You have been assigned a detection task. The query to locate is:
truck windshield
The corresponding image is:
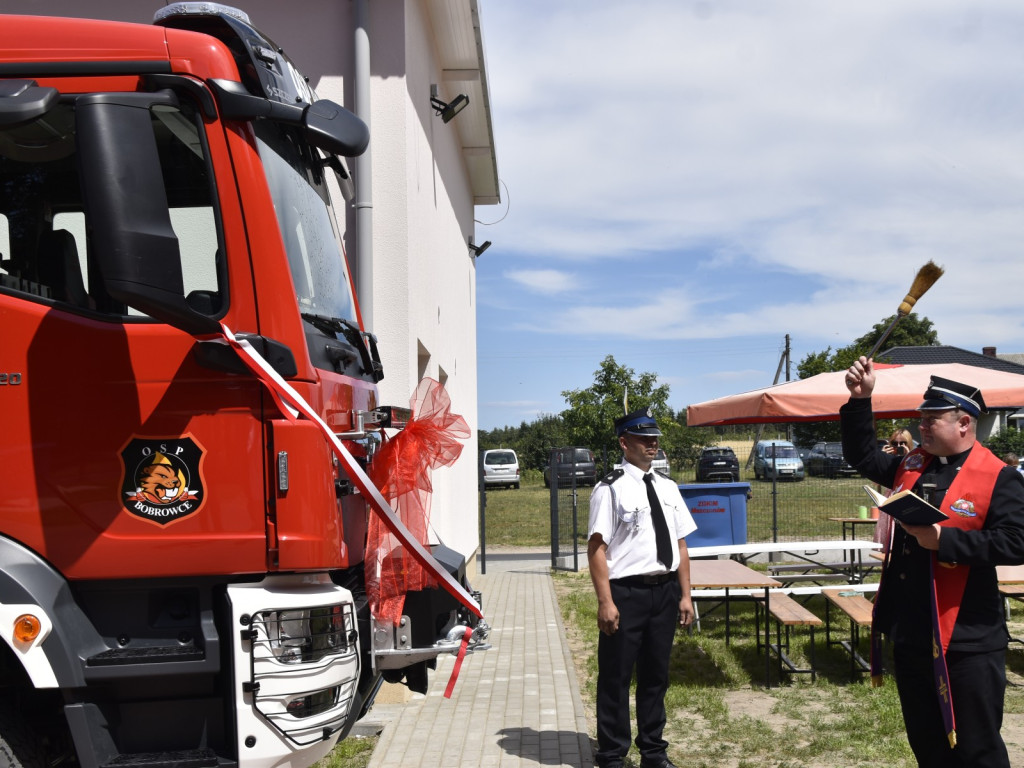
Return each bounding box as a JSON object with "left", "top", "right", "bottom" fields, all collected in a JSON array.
[{"left": 254, "top": 121, "right": 357, "bottom": 327}]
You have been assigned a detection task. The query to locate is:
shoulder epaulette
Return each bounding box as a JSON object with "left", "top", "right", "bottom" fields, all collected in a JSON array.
[{"left": 600, "top": 468, "right": 625, "bottom": 485}]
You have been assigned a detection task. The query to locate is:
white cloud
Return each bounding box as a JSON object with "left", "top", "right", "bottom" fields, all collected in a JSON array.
[
  {"left": 503, "top": 269, "right": 579, "bottom": 295},
  {"left": 476, "top": 0, "right": 1024, "bottom": 428},
  {"left": 486, "top": 0, "right": 1024, "bottom": 274}
]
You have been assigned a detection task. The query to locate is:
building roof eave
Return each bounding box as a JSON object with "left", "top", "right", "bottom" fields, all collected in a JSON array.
[{"left": 427, "top": 0, "right": 500, "bottom": 205}]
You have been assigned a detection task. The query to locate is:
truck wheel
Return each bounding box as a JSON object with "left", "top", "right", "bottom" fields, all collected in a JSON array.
[{"left": 0, "top": 705, "right": 46, "bottom": 768}]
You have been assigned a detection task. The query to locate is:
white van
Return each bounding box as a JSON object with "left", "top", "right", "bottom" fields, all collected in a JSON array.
[
  {"left": 753, "top": 440, "right": 805, "bottom": 481},
  {"left": 482, "top": 449, "right": 520, "bottom": 489}
]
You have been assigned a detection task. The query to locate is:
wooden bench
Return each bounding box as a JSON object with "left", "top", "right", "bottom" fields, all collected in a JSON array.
[
  {"left": 1000, "top": 583, "right": 1024, "bottom": 608},
  {"left": 755, "top": 591, "right": 823, "bottom": 683},
  {"left": 790, "top": 583, "right": 879, "bottom": 597},
  {"left": 767, "top": 562, "right": 859, "bottom": 586},
  {"left": 822, "top": 588, "right": 875, "bottom": 680},
  {"left": 999, "top": 583, "right": 1024, "bottom": 646}
]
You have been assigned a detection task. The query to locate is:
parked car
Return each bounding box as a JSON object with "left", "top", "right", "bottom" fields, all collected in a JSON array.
[
  {"left": 544, "top": 447, "right": 597, "bottom": 488},
  {"left": 805, "top": 442, "right": 858, "bottom": 478},
  {"left": 651, "top": 448, "right": 671, "bottom": 477},
  {"left": 695, "top": 446, "right": 740, "bottom": 482},
  {"left": 482, "top": 448, "right": 520, "bottom": 489},
  {"left": 753, "top": 440, "right": 805, "bottom": 481}
]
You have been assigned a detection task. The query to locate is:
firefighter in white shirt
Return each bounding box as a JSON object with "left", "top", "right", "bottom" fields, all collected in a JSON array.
[{"left": 587, "top": 408, "right": 696, "bottom": 768}]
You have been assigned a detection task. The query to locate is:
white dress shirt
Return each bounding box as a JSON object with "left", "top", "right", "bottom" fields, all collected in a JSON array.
[{"left": 588, "top": 461, "right": 697, "bottom": 579}]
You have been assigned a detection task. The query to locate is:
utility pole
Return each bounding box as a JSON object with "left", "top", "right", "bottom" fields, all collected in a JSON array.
[
  {"left": 785, "top": 334, "right": 793, "bottom": 443},
  {"left": 745, "top": 335, "right": 791, "bottom": 470}
]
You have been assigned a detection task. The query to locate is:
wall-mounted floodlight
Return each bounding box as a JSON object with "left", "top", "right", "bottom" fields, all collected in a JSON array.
[
  {"left": 468, "top": 236, "right": 492, "bottom": 257},
  {"left": 430, "top": 84, "right": 469, "bottom": 124}
]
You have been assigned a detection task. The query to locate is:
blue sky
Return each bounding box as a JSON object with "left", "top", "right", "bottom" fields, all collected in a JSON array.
[{"left": 472, "top": 0, "right": 1024, "bottom": 431}]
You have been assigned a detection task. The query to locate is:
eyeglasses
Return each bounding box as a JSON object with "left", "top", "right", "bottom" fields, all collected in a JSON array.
[{"left": 890, "top": 441, "right": 908, "bottom": 447}]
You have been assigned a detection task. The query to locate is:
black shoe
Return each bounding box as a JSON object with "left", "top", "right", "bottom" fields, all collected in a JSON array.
[{"left": 639, "top": 757, "right": 678, "bottom": 768}]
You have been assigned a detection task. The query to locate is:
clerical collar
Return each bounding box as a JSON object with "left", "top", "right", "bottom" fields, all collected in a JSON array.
[{"left": 935, "top": 447, "right": 971, "bottom": 468}]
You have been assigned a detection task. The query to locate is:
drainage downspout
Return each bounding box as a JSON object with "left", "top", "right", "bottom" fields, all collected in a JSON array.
[{"left": 354, "top": 0, "right": 373, "bottom": 331}]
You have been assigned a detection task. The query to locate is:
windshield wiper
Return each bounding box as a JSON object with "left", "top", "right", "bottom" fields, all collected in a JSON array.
[{"left": 301, "top": 312, "right": 383, "bottom": 382}]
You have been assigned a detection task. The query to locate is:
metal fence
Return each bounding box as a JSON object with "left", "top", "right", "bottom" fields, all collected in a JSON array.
[
  {"left": 549, "top": 457, "right": 590, "bottom": 572},
  {"left": 544, "top": 471, "right": 876, "bottom": 573},
  {"left": 742, "top": 474, "right": 874, "bottom": 542}
]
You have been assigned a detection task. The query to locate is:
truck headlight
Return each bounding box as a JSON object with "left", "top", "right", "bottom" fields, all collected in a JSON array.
[{"left": 263, "top": 605, "right": 351, "bottom": 665}]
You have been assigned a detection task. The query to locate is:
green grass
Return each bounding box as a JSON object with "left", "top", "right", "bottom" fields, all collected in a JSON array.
[
  {"left": 552, "top": 569, "right": 1024, "bottom": 768},
  {"left": 480, "top": 471, "right": 560, "bottom": 547},
  {"left": 482, "top": 473, "right": 872, "bottom": 548},
  {"left": 314, "top": 733, "right": 377, "bottom": 768}
]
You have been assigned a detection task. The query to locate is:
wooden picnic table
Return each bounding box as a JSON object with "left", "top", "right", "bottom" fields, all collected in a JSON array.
[
  {"left": 828, "top": 516, "right": 879, "bottom": 541},
  {"left": 689, "top": 540, "right": 881, "bottom": 584},
  {"left": 689, "top": 559, "right": 780, "bottom": 686}
]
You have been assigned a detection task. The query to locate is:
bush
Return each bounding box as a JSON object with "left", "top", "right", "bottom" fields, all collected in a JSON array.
[{"left": 985, "top": 427, "right": 1024, "bottom": 462}]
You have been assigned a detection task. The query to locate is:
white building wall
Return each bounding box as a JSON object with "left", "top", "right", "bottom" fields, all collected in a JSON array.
[
  {"left": 398, "top": 0, "right": 480, "bottom": 559},
  {"left": 4, "top": 0, "right": 482, "bottom": 568}
]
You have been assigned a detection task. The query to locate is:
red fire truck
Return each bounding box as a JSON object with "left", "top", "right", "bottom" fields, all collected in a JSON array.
[{"left": 0, "top": 4, "right": 485, "bottom": 768}]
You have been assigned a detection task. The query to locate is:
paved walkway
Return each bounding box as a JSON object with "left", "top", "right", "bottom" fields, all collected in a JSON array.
[{"left": 365, "top": 549, "right": 595, "bottom": 768}]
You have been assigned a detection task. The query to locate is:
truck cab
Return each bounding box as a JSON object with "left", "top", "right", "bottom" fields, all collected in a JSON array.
[{"left": 0, "top": 5, "right": 485, "bottom": 768}]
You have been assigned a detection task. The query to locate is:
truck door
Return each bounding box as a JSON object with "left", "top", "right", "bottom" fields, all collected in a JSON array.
[{"left": 0, "top": 87, "right": 270, "bottom": 579}]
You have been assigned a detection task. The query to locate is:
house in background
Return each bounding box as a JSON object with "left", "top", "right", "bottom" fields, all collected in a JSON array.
[
  {"left": 884, "top": 345, "right": 1024, "bottom": 439},
  {"left": 2, "top": 0, "right": 500, "bottom": 573}
]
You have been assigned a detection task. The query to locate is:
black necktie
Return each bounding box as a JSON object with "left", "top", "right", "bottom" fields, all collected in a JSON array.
[{"left": 644, "top": 473, "right": 673, "bottom": 568}]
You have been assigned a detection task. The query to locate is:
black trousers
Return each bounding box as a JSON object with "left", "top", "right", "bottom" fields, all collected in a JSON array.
[
  {"left": 595, "top": 578, "right": 680, "bottom": 766},
  {"left": 893, "top": 644, "right": 1009, "bottom": 767}
]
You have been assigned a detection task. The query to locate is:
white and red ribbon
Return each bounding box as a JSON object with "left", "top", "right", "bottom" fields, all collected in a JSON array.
[
  {"left": 219, "top": 324, "right": 482, "bottom": 619},
  {"left": 443, "top": 626, "right": 474, "bottom": 699}
]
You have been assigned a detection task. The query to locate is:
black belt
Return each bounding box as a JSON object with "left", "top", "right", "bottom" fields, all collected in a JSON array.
[{"left": 611, "top": 571, "right": 676, "bottom": 587}]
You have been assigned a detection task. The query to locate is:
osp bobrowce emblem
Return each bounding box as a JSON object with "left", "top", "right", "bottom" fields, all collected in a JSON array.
[{"left": 120, "top": 436, "right": 206, "bottom": 526}]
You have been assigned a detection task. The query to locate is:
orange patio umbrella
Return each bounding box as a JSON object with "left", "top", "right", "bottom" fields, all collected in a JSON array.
[{"left": 686, "top": 363, "right": 1024, "bottom": 426}]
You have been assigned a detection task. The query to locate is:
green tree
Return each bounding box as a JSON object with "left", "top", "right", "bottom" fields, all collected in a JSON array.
[
  {"left": 478, "top": 414, "right": 569, "bottom": 472},
  {"left": 793, "top": 313, "right": 939, "bottom": 446},
  {"left": 518, "top": 414, "right": 568, "bottom": 471},
  {"left": 860, "top": 313, "right": 939, "bottom": 361},
  {"left": 560, "top": 356, "right": 672, "bottom": 464},
  {"left": 662, "top": 408, "right": 716, "bottom": 475}
]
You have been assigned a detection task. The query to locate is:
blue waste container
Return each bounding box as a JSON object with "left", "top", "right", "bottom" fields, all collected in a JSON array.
[{"left": 678, "top": 482, "right": 750, "bottom": 547}]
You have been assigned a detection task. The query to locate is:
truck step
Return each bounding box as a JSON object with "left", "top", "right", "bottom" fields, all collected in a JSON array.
[
  {"left": 102, "top": 749, "right": 219, "bottom": 768},
  {"left": 87, "top": 645, "right": 205, "bottom": 666}
]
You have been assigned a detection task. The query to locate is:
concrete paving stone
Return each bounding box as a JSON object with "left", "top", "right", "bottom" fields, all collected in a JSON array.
[{"left": 366, "top": 550, "right": 594, "bottom": 768}]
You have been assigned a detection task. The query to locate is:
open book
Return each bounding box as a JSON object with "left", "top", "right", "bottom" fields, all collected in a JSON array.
[{"left": 863, "top": 485, "right": 948, "bottom": 526}]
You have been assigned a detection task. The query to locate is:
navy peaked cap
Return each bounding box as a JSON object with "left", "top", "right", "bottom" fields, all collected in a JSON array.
[
  {"left": 614, "top": 408, "right": 662, "bottom": 436},
  {"left": 917, "top": 375, "right": 987, "bottom": 417}
]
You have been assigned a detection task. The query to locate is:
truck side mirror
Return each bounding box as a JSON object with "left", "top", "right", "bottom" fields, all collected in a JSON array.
[
  {"left": 208, "top": 79, "right": 369, "bottom": 158},
  {"left": 76, "top": 90, "right": 219, "bottom": 335},
  {"left": 0, "top": 79, "right": 59, "bottom": 127}
]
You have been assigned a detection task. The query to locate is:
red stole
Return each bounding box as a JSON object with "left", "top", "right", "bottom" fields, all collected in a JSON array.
[
  {"left": 893, "top": 445, "right": 1002, "bottom": 649},
  {"left": 872, "top": 443, "right": 1003, "bottom": 749}
]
